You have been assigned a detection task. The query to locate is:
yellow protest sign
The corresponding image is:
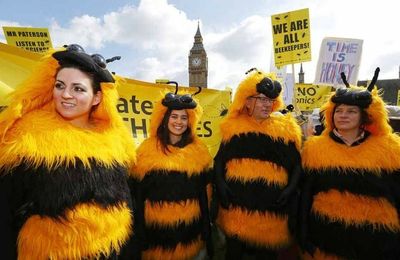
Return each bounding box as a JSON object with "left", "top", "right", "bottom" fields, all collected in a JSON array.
[
  {"left": 295, "top": 83, "right": 331, "bottom": 111},
  {"left": 271, "top": 8, "right": 311, "bottom": 67},
  {"left": 0, "top": 42, "right": 231, "bottom": 156},
  {"left": 3, "top": 26, "right": 53, "bottom": 53}
]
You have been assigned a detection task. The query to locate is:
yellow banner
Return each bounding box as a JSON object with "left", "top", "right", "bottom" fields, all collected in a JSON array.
[
  {"left": 295, "top": 83, "right": 331, "bottom": 111},
  {"left": 0, "top": 42, "right": 42, "bottom": 106},
  {"left": 271, "top": 8, "right": 311, "bottom": 67},
  {"left": 118, "top": 79, "right": 230, "bottom": 156},
  {"left": 0, "top": 43, "right": 231, "bottom": 156},
  {"left": 3, "top": 26, "right": 53, "bottom": 53}
]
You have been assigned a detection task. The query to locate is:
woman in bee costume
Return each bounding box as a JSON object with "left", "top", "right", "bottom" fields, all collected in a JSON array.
[
  {"left": 300, "top": 68, "right": 400, "bottom": 259},
  {"left": 0, "top": 44, "right": 136, "bottom": 259},
  {"left": 130, "top": 82, "right": 213, "bottom": 259},
  {"left": 214, "top": 69, "right": 302, "bottom": 259}
]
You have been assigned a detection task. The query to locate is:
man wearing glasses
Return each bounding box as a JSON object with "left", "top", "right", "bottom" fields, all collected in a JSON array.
[{"left": 214, "top": 69, "right": 302, "bottom": 259}]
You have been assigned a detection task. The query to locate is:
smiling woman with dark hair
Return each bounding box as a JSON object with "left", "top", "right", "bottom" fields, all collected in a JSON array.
[
  {"left": 128, "top": 83, "right": 213, "bottom": 260},
  {"left": 0, "top": 44, "right": 136, "bottom": 259}
]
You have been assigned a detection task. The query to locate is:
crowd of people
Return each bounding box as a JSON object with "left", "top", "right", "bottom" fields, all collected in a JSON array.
[{"left": 0, "top": 45, "right": 399, "bottom": 260}]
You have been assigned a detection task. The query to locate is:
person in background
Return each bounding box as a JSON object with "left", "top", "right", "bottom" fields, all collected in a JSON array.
[
  {"left": 129, "top": 82, "right": 213, "bottom": 259},
  {"left": 214, "top": 68, "right": 302, "bottom": 260},
  {"left": 0, "top": 44, "right": 136, "bottom": 259},
  {"left": 300, "top": 68, "right": 400, "bottom": 259}
]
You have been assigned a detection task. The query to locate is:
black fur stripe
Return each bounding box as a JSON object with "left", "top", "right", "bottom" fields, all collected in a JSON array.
[
  {"left": 145, "top": 219, "right": 202, "bottom": 249},
  {"left": 306, "top": 168, "right": 397, "bottom": 203},
  {"left": 387, "top": 171, "right": 400, "bottom": 212},
  {"left": 225, "top": 179, "right": 290, "bottom": 215},
  {"left": 308, "top": 214, "right": 400, "bottom": 259},
  {"left": 220, "top": 133, "right": 300, "bottom": 171},
  {"left": 10, "top": 158, "right": 131, "bottom": 219},
  {"left": 141, "top": 170, "right": 206, "bottom": 203}
]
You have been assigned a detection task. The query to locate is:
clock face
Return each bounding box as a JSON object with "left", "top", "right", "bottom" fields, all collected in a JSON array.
[{"left": 192, "top": 57, "right": 201, "bottom": 67}]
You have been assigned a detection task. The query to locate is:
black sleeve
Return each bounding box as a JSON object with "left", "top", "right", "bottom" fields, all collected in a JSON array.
[
  {"left": 119, "top": 177, "right": 144, "bottom": 260},
  {"left": 199, "top": 172, "right": 213, "bottom": 258},
  {"left": 298, "top": 171, "right": 316, "bottom": 254},
  {"left": 0, "top": 172, "right": 24, "bottom": 260},
  {"left": 388, "top": 170, "right": 400, "bottom": 213},
  {"left": 213, "top": 144, "right": 231, "bottom": 209},
  {"left": 276, "top": 144, "right": 302, "bottom": 209}
]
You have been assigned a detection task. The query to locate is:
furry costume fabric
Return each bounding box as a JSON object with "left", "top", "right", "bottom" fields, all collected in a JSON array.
[
  {"left": 131, "top": 98, "right": 213, "bottom": 260},
  {"left": 301, "top": 83, "right": 400, "bottom": 259},
  {"left": 0, "top": 49, "right": 136, "bottom": 259},
  {"left": 215, "top": 70, "right": 302, "bottom": 250}
]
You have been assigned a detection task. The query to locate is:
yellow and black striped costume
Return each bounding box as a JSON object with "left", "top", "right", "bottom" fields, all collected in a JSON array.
[
  {"left": 301, "top": 85, "right": 400, "bottom": 259},
  {"left": 131, "top": 98, "right": 213, "bottom": 260},
  {"left": 0, "top": 50, "right": 136, "bottom": 259},
  {"left": 215, "top": 71, "right": 302, "bottom": 250}
]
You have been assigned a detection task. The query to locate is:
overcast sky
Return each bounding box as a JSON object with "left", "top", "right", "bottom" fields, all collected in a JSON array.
[{"left": 1, "top": 0, "right": 399, "bottom": 90}]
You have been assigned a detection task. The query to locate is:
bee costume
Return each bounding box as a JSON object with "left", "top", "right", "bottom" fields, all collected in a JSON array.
[
  {"left": 300, "top": 68, "right": 400, "bottom": 259},
  {"left": 130, "top": 83, "right": 213, "bottom": 260},
  {"left": 214, "top": 69, "right": 302, "bottom": 258},
  {"left": 0, "top": 45, "right": 136, "bottom": 259}
]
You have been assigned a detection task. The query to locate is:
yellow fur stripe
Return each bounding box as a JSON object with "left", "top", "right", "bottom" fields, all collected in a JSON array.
[
  {"left": 145, "top": 199, "right": 200, "bottom": 226},
  {"left": 143, "top": 237, "right": 203, "bottom": 260},
  {"left": 218, "top": 207, "right": 290, "bottom": 248},
  {"left": 18, "top": 203, "right": 132, "bottom": 260},
  {"left": 303, "top": 134, "right": 400, "bottom": 171},
  {"left": 0, "top": 108, "right": 136, "bottom": 171},
  {"left": 226, "top": 158, "right": 288, "bottom": 187},
  {"left": 133, "top": 137, "right": 212, "bottom": 179},
  {"left": 220, "top": 113, "right": 302, "bottom": 150},
  {"left": 312, "top": 190, "right": 400, "bottom": 231}
]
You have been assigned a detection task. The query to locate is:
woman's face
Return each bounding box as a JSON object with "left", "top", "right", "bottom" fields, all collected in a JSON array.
[
  {"left": 333, "top": 104, "right": 362, "bottom": 132},
  {"left": 168, "top": 109, "right": 188, "bottom": 141},
  {"left": 53, "top": 68, "right": 102, "bottom": 127}
]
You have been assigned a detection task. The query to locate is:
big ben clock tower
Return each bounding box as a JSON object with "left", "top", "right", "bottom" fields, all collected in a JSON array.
[{"left": 189, "top": 23, "right": 208, "bottom": 88}]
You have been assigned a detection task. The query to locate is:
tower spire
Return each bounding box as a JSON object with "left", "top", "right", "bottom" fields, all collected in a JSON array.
[
  {"left": 188, "top": 21, "right": 208, "bottom": 88},
  {"left": 195, "top": 21, "right": 202, "bottom": 41},
  {"left": 299, "top": 63, "right": 305, "bottom": 83}
]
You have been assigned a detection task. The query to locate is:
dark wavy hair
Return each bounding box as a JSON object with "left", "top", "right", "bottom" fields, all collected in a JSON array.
[
  {"left": 156, "top": 108, "right": 193, "bottom": 154},
  {"left": 56, "top": 63, "right": 102, "bottom": 93}
]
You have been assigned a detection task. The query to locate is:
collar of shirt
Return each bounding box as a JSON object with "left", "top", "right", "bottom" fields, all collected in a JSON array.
[{"left": 332, "top": 128, "right": 365, "bottom": 146}]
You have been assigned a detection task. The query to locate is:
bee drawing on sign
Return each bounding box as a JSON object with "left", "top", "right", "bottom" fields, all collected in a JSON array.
[
  {"left": 219, "top": 103, "right": 228, "bottom": 117},
  {"left": 203, "top": 103, "right": 229, "bottom": 119}
]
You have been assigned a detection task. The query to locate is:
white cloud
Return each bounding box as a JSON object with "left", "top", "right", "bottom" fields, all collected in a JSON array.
[
  {"left": 206, "top": 15, "right": 272, "bottom": 89},
  {"left": 50, "top": 15, "right": 106, "bottom": 49}
]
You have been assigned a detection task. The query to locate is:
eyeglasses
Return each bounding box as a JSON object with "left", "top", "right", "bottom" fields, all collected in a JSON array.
[
  {"left": 64, "top": 44, "right": 108, "bottom": 69},
  {"left": 249, "top": 96, "right": 276, "bottom": 104}
]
